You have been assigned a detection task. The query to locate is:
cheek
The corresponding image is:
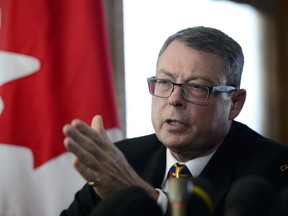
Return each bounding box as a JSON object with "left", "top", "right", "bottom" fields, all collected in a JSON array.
[
  {"left": 151, "top": 98, "right": 166, "bottom": 126},
  {"left": 151, "top": 98, "right": 166, "bottom": 112},
  {"left": 210, "top": 101, "right": 231, "bottom": 127},
  {"left": 151, "top": 98, "right": 157, "bottom": 115}
]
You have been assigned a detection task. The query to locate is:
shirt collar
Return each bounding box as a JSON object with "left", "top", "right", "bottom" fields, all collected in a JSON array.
[{"left": 162, "top": 146, "right": 218, "bottom": 187}]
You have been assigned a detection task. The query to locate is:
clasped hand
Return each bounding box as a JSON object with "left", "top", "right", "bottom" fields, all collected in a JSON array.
[{"left": 63, "top": 115, "right": 158, "bottom": 200}]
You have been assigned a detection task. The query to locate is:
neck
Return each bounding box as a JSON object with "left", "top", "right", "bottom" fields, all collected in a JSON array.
[{"left": 170, "top": 143, "right": 221, "bottom": 162}]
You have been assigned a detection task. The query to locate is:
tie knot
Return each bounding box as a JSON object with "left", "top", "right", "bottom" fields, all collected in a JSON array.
[{"left": 169, "top": 163, "right": 192, "bottom": 178}]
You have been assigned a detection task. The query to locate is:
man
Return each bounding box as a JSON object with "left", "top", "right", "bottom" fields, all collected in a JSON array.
[{"left": 61, "top": 26, "right": 288, "bottom": 215}]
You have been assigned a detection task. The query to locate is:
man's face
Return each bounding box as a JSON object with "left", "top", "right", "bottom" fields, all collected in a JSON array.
[{"left": 151, "top": 41, "right": 236, "bottom": 160}]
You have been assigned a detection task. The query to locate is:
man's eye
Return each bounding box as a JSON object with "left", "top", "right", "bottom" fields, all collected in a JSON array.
[
  {"left": 157, "top": 80, "right": 170, "bottom": 85},
  {"left": 187, "top": 84, "right": 206, "bottom": 91}
]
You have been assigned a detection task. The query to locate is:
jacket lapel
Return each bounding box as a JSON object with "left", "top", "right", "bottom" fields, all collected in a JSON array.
[
  {"left": 200, "top": 148, "right": 235, "bottom": 210},
  {"left": 142, "top": 144, "right": 167, "bottom": 188},
  {"left": 200, "top": 124, "right": 239, "bottom": 213}
]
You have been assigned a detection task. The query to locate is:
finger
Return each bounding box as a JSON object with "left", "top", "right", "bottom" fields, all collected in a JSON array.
[
  {"left": 63, "top": 125, "right": 104, "bottom": 168},
  {"left": 63, "top": 123, "right": 101, "bottom": 152},
  {"left": 63, "top": 120, "right": 102, "bottom": 153},
  {"left": 91, "top": 115, "right": 111, "bottom": 143},
  {"left": 64, "top": 136, "right": 101, "bottom": 169},
  {"left": 71, "top": 119, "right": 109, "bottom": 150},
  {"left": 74, "top": 160, "right": 102, "bottom": 186}
]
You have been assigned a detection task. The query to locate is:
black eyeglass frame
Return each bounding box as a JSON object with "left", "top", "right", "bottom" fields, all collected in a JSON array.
[{"left": 147, "top": 77, "right": 238, "bottom": 103}]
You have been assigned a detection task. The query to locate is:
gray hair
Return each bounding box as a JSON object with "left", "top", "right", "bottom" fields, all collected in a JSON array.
[{"left": 158, "top": 26, "right": 244, "bottom": 87}]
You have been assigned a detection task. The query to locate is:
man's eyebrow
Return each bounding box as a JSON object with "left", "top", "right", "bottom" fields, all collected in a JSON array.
[
  {"left": 157, "top": 69, "right": 214, "bottom": 84},
  {"left": 188, "top": 76, "right": 214, "bottom": 85},
  {"left": 156, "top": 69, "right": 173, "bottom": 77}
]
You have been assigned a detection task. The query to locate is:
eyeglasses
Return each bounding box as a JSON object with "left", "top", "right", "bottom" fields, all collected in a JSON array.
[{"left": 147, "top": 77, "right": 237, "bottom": 103}]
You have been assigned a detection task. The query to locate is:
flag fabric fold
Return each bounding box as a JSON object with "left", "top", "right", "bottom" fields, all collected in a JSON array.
[{"left": 0, "top": 0, "right": 122, "bottom": 215}]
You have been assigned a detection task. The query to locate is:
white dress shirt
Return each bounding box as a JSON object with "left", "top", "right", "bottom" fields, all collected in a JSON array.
[{"left": 156, "top": 147, "right": 218, "bottom": 214}]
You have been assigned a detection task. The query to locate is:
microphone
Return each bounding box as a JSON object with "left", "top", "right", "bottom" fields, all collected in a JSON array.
[
  {"left": 90, "top": 186, "right": 162, "bottom": 216},
  {"left": 168, "top": 178, "right": 192, "bottom": 216},
  {"left": 223, "top": 175, "right": 275, "bottom": 216},
  {"left": 270, "top": 187, "right": 288, "bottom": 216},
  {"left": 168, "top": 177, "right": 215, "bottom": 216}
]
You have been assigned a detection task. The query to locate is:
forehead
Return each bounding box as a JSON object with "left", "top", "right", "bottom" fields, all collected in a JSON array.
[{"left": 156, "top": 41, "right": 226, "bottom": 84}]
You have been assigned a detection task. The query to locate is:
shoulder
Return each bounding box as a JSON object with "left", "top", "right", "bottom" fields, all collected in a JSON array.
[
  {"left": 226, "top": 121, "right": 288, "bottom": 186},
  {"left": 115, "top": 134, "right": 160, "bottom": 147},
  {"left": 228, "top": 121, "right": 288, "bottom": 153},
  {"left": 115, "top": 134, "right": 163, "bottom": 154},
  {"left": 217, "top": 121, "right": 288, "bottom": 174},
  {"left": 114, "top": 134, "right": 166, "bottom": 169}
]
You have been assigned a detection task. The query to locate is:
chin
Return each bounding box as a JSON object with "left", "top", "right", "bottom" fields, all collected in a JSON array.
[{"left": 159, "top": 136, "right": 187, "bottom": 150}]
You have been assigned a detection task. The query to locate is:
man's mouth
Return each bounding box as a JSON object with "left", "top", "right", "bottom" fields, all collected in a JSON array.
[{"left": 166, "top": 119, "right": 184, "bottom": 125}]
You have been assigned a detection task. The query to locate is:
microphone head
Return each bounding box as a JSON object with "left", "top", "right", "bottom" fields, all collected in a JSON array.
[
  {"left": 168, "top": 177, "right": 215, "bottom": 216},
  {"left": 168, "top": 178, "right": 193, "bottom": 216},
  {"left": 224, "top": 175, "right": 275, "bottom": 216},
  {"left": 91, "top": 186, "right": 162, "bottom": 216},
  {"left": 187, "top": 177, "right": 215, "bottom": 216},
  {"left": 270, "top": 187, "right": 288, "bottom": 216},
  {"left": 168, "top": 178, "right": 193, "bottom": 203}
]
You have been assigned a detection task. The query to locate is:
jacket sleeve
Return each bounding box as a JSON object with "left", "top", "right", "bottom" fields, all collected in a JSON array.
[{"left": 59, "top": 184, "right": 101, "bottom": 216}]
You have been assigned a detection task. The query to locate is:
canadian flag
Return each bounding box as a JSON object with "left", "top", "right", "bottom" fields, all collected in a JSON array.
[{"left": 0, "top": 0, "right": 122, "bottom": 215}]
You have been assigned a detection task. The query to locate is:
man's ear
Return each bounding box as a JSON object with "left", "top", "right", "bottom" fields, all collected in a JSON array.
[{"left": 229, "top": 89, "right": 246, "bottom": 120}]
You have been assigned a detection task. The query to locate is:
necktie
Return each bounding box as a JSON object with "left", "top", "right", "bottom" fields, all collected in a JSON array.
[{"left": 169, "top": 163, "right": 192, "bottom": 179}]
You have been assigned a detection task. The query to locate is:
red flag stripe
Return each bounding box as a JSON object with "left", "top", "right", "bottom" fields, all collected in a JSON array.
[{"left": 0, "top": 0, "right": 121, "bottom": 168}]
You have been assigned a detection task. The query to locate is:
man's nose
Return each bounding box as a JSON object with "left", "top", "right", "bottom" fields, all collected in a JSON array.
[{"left": 168, "top": 85, "right": 186, "bottom": 108}]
